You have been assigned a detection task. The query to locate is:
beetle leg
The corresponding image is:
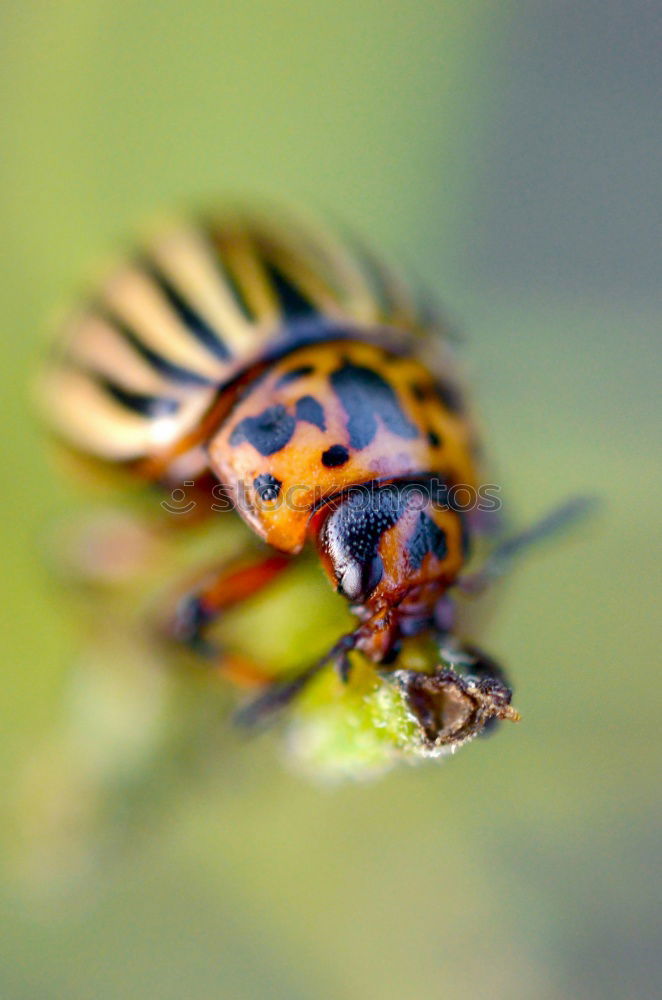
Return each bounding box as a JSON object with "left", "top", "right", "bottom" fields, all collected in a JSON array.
[
  {"left": 161, "top": 551, "right": 292, "bottom": 678},
  {"left": 458, "top": 495, "right": 597, "bottom": 596},
  {"left": 435, "top": 634, "right": 512, "bottom": 689},
  {"left": 437, "top": 635, "right": 518, "bottom": 727}
]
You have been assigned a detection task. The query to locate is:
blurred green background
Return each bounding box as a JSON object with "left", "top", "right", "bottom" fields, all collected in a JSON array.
[{"left": 1, "top": 2, "right": 659, "bottom": 998}]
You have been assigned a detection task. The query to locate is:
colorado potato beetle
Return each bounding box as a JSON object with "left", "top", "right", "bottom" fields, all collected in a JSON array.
[{"left": 42, "top": 206, "right": 585, "bottom": 753}]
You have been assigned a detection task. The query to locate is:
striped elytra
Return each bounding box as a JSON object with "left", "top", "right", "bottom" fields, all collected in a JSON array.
[{"left": 42, "top": 210, "right": 455, "bottom": 471}]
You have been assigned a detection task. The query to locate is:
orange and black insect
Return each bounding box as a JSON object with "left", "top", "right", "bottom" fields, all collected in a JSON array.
[{"left": 42, "top": 207, "right": 585, "bottom": 749}]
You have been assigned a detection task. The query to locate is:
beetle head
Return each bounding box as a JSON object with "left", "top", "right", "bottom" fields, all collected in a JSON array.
[{"left": 312, "top": 480, "right": 467, "bottom": 611}]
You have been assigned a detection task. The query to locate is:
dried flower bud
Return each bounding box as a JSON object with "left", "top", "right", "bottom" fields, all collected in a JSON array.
[{"left": 389, "top": 666, "right": 520, "bottom": 755}]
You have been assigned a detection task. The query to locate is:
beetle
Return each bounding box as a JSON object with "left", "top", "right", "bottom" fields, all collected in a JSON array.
[{"left": 42, "top": 207, "right": 584, "bottom": 751}]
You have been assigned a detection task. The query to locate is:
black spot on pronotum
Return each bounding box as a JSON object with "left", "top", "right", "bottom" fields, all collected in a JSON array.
[
  {"left": 408, "top": 512, "right": 448, "bottom": 569},
  {"left": 295, "top": 395, "right": 326, "bottom": 431},
  {"left": 330, "top": 361, "right": 419, "bottom": 450},
  {"left": 433, "top": 378, "right": 464, "bottom": 414},
  {"left": 229, "top": 405, "right": 296, "bottom": 456},
  {"left": 253, "top": 473, "right": 282, "bottom": 502},
  {"left": 275, "top": 365, "right": 314, "bottom": 388},
  {"left": 427, "top": 429, "right": 441, "bottom": 448},
  {"left": 321, "top": 444, "right": 349, "bottom": 468}
]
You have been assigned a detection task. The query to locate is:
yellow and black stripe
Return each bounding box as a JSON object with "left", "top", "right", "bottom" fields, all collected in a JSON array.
[{"left": 42, "top": 208, "right": 448, "bottom": 465}]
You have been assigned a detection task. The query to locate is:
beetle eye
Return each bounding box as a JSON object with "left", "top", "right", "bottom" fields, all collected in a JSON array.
[
  {"left": 336, "top": 553, "right": 383, "bottom": 602},
  {"left": 337, "top": 561, "right": 363, "bottom": 601},
  {"left": 319, "top": 485, "right": 403, "bottom": 604}
]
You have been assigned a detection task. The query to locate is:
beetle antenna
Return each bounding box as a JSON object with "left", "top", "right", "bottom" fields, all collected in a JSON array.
[{"left": 234, "top": 631, "right": 358, "bottom": 729}]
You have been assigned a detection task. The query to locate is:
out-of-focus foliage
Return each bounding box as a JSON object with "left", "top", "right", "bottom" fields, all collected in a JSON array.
[{"left": 1, "top": 2, "right": 659, "bottom": 999}]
